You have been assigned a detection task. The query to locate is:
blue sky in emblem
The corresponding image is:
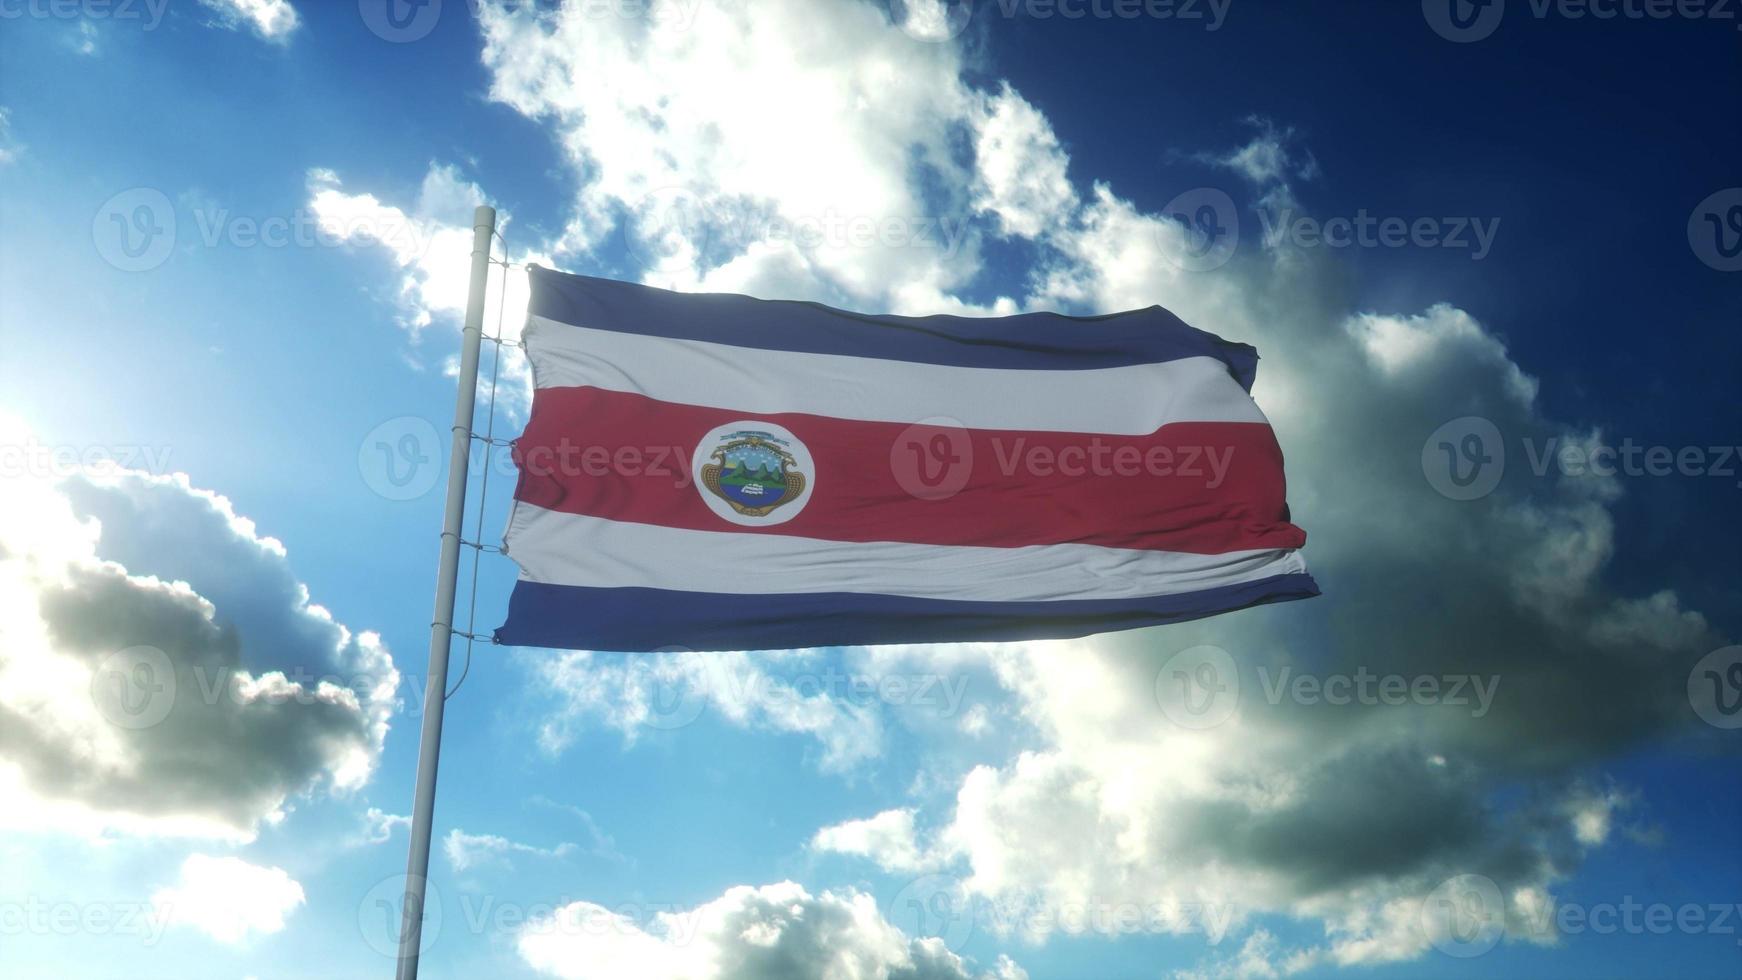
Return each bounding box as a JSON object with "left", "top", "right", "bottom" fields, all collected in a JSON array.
[{"left": 0, "top": 2, "right": 1739, "bottom": 979}]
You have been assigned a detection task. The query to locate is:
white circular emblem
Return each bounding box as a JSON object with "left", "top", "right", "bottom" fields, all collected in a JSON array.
[{"left": 691, "top": 421, "right": 815, "bottom": 526}]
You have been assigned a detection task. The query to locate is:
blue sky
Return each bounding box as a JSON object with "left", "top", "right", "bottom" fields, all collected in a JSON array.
[{"left": 1, "top": 1, "right": 1740, "bottom": 978}]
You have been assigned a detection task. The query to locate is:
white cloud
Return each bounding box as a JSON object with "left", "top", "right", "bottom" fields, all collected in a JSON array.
[
  {"left": 518, "top": 880, "right": 1023, "bottom": 980},
  {"left": 1196, "top": 117, "right": 1320, "bottom": 234},
  {"left": 527, "top": 648, "right": 883, "bottom": 773},
  {"left": 1175, "top": 929, "right": 1285, "bottom": 980},
  {"left": 0, "top": 107, "right": 17, "bottom": 164},
  {"left": 893, "top": 0, "right": 975, "bottom": 42},
  {"left": 1563, "top": 783, "right": 1630, "bottom": 847},
  {"left": 972, "top": 85, "right": 1077, "bottom": 239},
  {"left": 361, "top": 806, "right": 410, "bottom": 844},
  {"left": 957, "top": 703, "right": 991, "bottom": 737},
  {"left": 306, "top": 164, "right": 542, "bottom": 413},
  {"left": 0, "top": 416, "right": 398, "bottom": 840},
  {"left": 1345, "top": 303, "right": 1538, "bottom": 404},
  {"left": 152, "top": 854, "right": 305, "bottom": 945},
  {"left": 528, "top": 795, "right": 634, "bottom": 866},
  {"left": 1205, "top": 117, "right": 1319, "bottom": 188},
  {"left": 444, "top": 827, "right": 577, "bottom": 871},
  {"left": 197, "top": 0, "right": 300, "bottom": 43},
  {"left": 475, "top": 0, "right": 1000, "bottom": 314},
  {"left": 306, "top": 164, "right": 490, "bottom": 334},
  {"left": 811, "top": 808, "right": 938, "bottom": 874}
]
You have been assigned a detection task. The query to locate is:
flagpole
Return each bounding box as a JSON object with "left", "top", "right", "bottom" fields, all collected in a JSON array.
[{"left": 395, "top": 203, "right": 497, "bottom": 980}]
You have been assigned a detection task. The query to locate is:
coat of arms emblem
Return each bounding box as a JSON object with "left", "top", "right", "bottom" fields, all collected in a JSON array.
[{"left": 699, "top": 429, "right": 808, "bottom": 518}]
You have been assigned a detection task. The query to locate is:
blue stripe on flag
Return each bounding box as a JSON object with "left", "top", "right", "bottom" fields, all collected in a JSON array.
[
  {"left": 493, "top": 574, "right": 1319, "bottom": 652},
  {"left": 527, "top": 266, "right": 1261, "bottom": 391}
]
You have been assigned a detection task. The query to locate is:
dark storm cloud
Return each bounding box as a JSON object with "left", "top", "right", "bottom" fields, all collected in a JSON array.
[{"left": 0, "top": 470, "right": 396, "bottom": 837}]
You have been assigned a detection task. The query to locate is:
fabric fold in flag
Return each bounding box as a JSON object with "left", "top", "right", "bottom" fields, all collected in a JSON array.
[{"left": 496, "top": 265, "right": 1318, "bottom": 652}]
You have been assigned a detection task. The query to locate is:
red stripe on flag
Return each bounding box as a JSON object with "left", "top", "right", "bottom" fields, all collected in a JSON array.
[{"left": 512, "top": 386, "right": 1307, "bottom": 555}]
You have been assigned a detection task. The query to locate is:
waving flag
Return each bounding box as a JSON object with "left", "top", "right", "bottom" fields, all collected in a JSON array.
[{"left": 496, "top": 266, "right": 1317, "bottom": 652}]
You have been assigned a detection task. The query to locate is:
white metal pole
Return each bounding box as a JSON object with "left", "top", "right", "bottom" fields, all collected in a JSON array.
[{"left": 395, "top": 204, "right": 497, "bottom": 980}]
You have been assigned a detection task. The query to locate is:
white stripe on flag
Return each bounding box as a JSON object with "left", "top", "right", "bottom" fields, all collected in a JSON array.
[
  {"left": 506, "top": 504, "right": 1306, "bottom": 602},
  {"left": 524, "top": 315, "right": 1268, "bottom": 434}
]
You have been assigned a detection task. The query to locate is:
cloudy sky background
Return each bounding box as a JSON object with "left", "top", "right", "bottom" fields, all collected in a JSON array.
[{"left": 1, "top": 1, "right": 1739, "bottom": 977}]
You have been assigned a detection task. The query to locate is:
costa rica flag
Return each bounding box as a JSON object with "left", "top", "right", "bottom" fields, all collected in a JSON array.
[{"left": 495, "top": 265, "right": 1317, "bottom": 652}]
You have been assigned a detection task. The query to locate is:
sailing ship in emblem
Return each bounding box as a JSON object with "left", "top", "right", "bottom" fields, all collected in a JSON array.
[{"left": 700, "top": 430, "right": 807, "bottom": 517}]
